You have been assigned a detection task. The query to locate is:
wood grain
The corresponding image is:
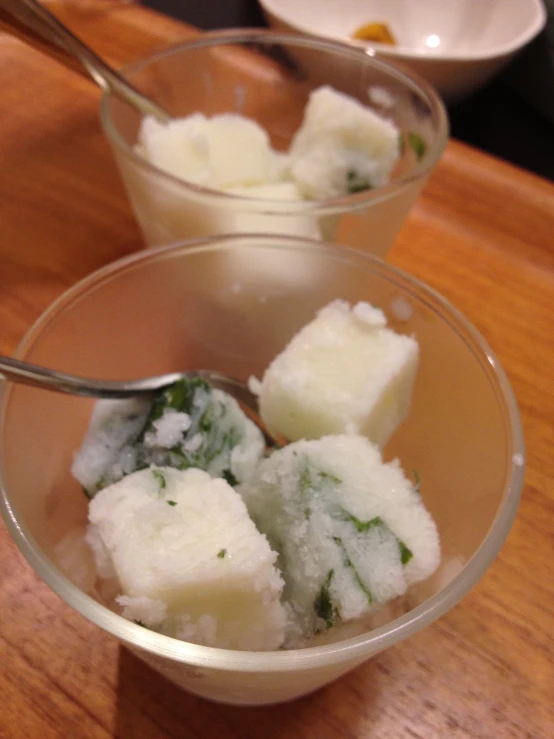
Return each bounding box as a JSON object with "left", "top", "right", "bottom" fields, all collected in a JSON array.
[{"left": 1, "top": 3, "right": 553, "bottom": 737}]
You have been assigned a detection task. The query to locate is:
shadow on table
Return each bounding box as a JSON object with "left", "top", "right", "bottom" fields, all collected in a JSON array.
[{"left": 113, "top": 645, "right": 374, "bottom": 738}]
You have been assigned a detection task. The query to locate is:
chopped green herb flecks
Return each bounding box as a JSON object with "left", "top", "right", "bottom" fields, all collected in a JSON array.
[
  {"left": 314, "top": 569, "right": 336, "bottom": 628},
  {"left": 217, "top": 548, "right": 227, "bottom": 559},
  {"left": 413, "top": 469, "right": 421, "bottom": 495},
  {"left": 167, "top": 500, "right": 177, "bottom": 507},
  {"left": 149, "top": 378, "right": 203, "bottom": 427},
  {"left": 200, "top": 415, "right": 213, "bottom": 434},
  {"left": 135, "top": 378, "right": 246, "bottom": 482},
  {"left": 407, "top": 132, "right": 426, "bottom": 161},
  {"left": 338, "top": 508, "right": 384, "bottom": 533},
  {"left": 346, "top": 169, "right": 372, "bottom": 194},
  {"left": 299, "top": 463, "right": 341, "bottom": 493},
  {"left": 299, "top": 464, "right": 313, "bottom": 493},
  {"left": 333, "top": 537, "right": 373, "bottom": 604},
  {"left": 152, "top": 469, "right": 166, "bottom": 489},
  {"left": 222, "top": 470, "right": 239, "bottom": 486},
  {"left": 399, "top": 540, "right": 413, "bottom": 565},
  {"left": 338, "top": 509, "right": 412, "bottom": 567},
  {"left": 318, "top": 470, "right": 342, "bottom": 485}
]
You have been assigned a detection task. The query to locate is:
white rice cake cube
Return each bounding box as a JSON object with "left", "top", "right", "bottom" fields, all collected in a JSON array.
[
  {"left": 259, "top": 299, "right": 419, "bottom": 446},
  {"left": 141, "top": 386, "right": 266, "bottom": 486},
  {"left": 138, "top": 113, "right": 212, "bottom": 186},
  {"left": 87, "top": 467, "right": 287, "bottom": 650},
  {"left": 289, "top": 85, "right": 400, "bottom": 199},
  {"left": 137, "top": 113, "right": 275, "bottom": 190},
  {"left": 71, "top": 397, "right": 150, "bottom": 496},
  {"left": 206, "top": 114, "right": 273, "bottom": 188},
  {"left": 72, "top": 381, "right": 265, "bottom": 496},
  {"left": 223, "top": 181, "right": 321, "bottom": 239},
  {"left": 238, "top": 435, "right": 440, "bottom": 643}
]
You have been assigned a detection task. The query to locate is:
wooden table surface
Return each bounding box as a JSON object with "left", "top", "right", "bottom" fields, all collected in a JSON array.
[{"left": 1, "top": 3, "right": 553, "bottom": 738}]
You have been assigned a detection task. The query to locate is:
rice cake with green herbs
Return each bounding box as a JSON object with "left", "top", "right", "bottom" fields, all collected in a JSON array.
[
  {"left": 72, "top": 377, "right": 264, "bottom": 496},
  {"left": 288, "top": 85, "right": 400, "bottom": 199},
  {"left": 238, "top": 435, "right": 440, "bottom": 644}
]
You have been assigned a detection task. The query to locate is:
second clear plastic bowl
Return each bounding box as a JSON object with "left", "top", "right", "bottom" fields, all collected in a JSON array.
[{"left": 100, "top": 30, "right": 448, "bottom": 256}]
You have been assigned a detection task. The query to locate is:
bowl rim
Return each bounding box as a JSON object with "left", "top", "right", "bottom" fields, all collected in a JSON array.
[
  {"left": 259, "top": 0, "right": 547, "bottom": 62},
  {"left": 99, "top": 28, "right": 449, "bottom": 217},
  {"left": 0, "top": 234, "right": 525, "bottom": 672}
]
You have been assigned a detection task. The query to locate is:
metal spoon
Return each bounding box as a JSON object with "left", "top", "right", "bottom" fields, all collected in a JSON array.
[
  {"left": 0, "top": 355, "right": 280, "bottom": 446},
  {"left": 0, "top": 355, "right": 284, "bottom": 449},
  {"left": 0, "top": 0, "right": 170, "bottom": 122},
  {"left": 0, "top": 355, "right": 258, "bottom": 410}
]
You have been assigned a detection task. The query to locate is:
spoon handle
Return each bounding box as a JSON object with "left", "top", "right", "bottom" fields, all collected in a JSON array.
[
  {"left": 0, "top": 355, "right": 182, "bottom": 399},
  {"left": 0, "top": 355, "right": 260, "bottom": 407},
  {"left": 0, "top": 0, "right": 170, "bottom": 122}
]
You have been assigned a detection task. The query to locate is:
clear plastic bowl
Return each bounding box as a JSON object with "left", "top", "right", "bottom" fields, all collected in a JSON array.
[
  {"left": 0, "top": 235, "right": 523, "bottom": 705},
  {"left": 100, "top": 30, "right": 448, "bottom": 257}
]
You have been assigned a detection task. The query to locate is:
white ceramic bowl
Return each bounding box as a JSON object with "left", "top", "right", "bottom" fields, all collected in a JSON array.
[{"left": 260, "top": 0, "right": 547, "bottom": 103}]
